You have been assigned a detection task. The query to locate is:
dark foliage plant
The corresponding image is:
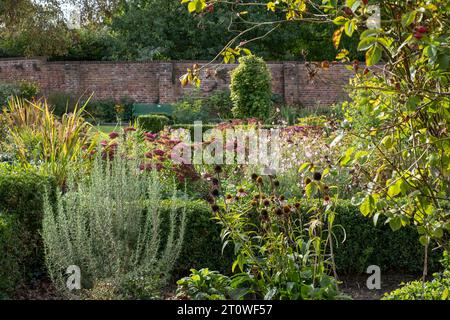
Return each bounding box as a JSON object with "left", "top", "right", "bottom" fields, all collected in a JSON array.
[
  {"left": 0, "top": 164, "right": 56, "bottom": 297},
  {"left": 137, "top": 114, "right": 171, "bottom": 133}
]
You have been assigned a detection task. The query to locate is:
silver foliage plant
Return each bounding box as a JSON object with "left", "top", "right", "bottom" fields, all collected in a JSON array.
[{"left": 42, "top": 151, "right": 186, "bottom": 298}]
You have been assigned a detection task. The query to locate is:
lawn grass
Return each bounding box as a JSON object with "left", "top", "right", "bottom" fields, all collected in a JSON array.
[{"left": 93, "top": 124, "right": 123, "bottom": 133}]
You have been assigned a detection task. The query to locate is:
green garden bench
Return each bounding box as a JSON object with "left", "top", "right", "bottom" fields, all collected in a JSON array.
[{"left": 132, "top": 103, "right": 174, "bottom": 118}]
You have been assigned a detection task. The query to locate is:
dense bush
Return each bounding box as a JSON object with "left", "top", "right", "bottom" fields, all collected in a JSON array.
[
  {"left": 159, "top": 199, "right": 233, "bottom": 277},
  {"left": 176, "top": 268, "right": 233, "bottom": 300},
  {"left": 163, "top": 198, "right": 441, "bottom": 277},
  {"left": 203, "top": 90, "right": 233, "bottom": 120},
  {"left": 42, "top": 154, "right": 186, "bottom": 299},
  {"left": 172, "top": 89, "right": 232, "bottom": 124},
  {"left": 47, "top": 92, "right": 134, "bottom": 123},
  {"left": 230, "top": 55, "right": 273, "bottom": 120},
  {"left": 0, "top": 164, "right": 56, "bottom": 297},
  {"left": 46, "top": 91, "right": 79, "bottom": 116},
  {"left": 0, "top": 81, "right": 39, "bottom": 106},
  {"left": 137, "top": 114, "right": 171, "bottom": 133},
  {"left": 328, "top": 200, "right": 442, "bottom": 274},
  {"left": 383, "top": 253, "right": 450, "bottom": 300},
  {"left": 86, "top": 97, "right": 134, "bottom": 123}
]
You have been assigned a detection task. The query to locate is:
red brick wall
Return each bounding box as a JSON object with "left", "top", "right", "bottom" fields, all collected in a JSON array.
[{"left": 0, "top": 58, "right": 354, "bottom": 107}]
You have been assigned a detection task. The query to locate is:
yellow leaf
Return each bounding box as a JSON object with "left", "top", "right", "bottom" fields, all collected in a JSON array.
[
  {"left": 333, "top": 26, "right": 344, "bottom": 49},
  {"left": 267, "top": 2, "right": 276, "bottom": 12}
]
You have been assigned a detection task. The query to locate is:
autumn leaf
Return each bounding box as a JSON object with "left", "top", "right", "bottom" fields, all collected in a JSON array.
[{"left": 333, "top": 26, "right": 345, "bottom": 49}]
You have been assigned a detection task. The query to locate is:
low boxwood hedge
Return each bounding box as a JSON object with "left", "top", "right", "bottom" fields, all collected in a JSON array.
[
  {"left": 160, "top": 198, "right": 442, "bottom": 277},
  {"left": 0, "top": 164, "right": 56, "bottom": 297},
  {"left": 159, "top": 199, "right": 233, "bottom": 278},
  {"left": 137, "top": 114, "right": 171, "bottom": 133},
  {"left": 0, "top": 167, "right": 442, "bottom": 297},
  {"left": 328, "top": 200, "right": 442, "bottom": 274}
]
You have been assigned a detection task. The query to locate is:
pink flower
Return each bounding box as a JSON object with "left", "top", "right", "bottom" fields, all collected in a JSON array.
[
  {"left": 100, "top": 140, "right": 108, "bottom": 147},
  {"left": 145, "top": 152, "right": 153, "bottom": 158},
  {"left": 109, "top": 132, "right": 119, "bottom": 139},
  {"left": 154, "top": 149, "right": 165, "bottom": 156}
]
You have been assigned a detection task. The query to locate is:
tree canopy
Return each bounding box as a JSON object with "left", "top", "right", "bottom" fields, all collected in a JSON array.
[{"left": 0, "top": 0, "right": 358, "bottom": 61}]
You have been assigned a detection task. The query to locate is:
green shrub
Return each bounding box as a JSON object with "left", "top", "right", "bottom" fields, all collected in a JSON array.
[
  {"left": 166, "top": 198, "right": 441, "bottom": 277},
  {"left": 85, "top": 99, "right": 117, "bottom": 123},
  {"left": 18, "top": 81, "right": 39, "bottom": 100},
  {"left": 47, "top": 93, "right": 134, "bottom": 123},
  {"left": 159, "top": 199, "right": 233, "bottom": 277},
  {"left": 204, "top": 90, "right": 233, "bottom": 120},
  {"left": 84, "top": 97, "right": 134, "bottom": 123},
  {"left": 0, "top": 164, "right": 56, "bottom": 297},
  {"left": 230, "top": 55, "right": 273, "bottom": 119},
  {"left": 46, "top": 91, "right": 79, "bottom": 116},
  {"left": 300, "top": 200, "right": 442, "bottom": 274},
  {"left": 42, "top": 154, "right": 186, "bottom": 299},
  {"left": 0, "top": 81, "right": 39, "bottom": 106},
  {"left": 137, "top": 114, "right": 171, "bottom": 133},
  {"left": 383, "top": 253, "right": 450, "bottom": 300},
  {"left": 173, "top": 89, "right": 233, "bottom": 123},
  {"left": 173, "top": 94, "right": 205, "bottom": 124},
  {"left": 176, "top": 268, "right": 232, "bottom": 300}
]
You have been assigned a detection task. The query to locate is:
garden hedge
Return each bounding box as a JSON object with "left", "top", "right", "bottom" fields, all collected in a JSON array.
[
  {"left": 137, "top": 114, "right": 171, "bottom": 133},
  {"left": 161, "top": 198, "right": 441, "bottom": 277},
  {"left": 328, "top": 200, "right": 442, "bottom": 274},
  {"left": 0, "top": 172, "right": 442, "bottom": 297},
  {"left": 0, "top": 165, "right": 56, "bottom": 297},
  {"left": 159, "top": 199, "right": 233, "bottom": 278}
]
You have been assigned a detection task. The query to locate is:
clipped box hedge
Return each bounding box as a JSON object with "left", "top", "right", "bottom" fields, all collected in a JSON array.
[
  {"left": 160, "top": 198, "right": 441, "bottom": 277},
  {"left": 159, "top": 199, "right": 233, "bottom": 278},
  {"left": 137, "top": 114, "right": 171, "bottom": 133},
  {"left": 327, "top": 200, "right": 442, "bottom": 274},
  {"left": 0, "top": 167, "right": 442, "bottom": 297},
  {"left": 0, "top": 165, "right": 56, "bottom": 297}
]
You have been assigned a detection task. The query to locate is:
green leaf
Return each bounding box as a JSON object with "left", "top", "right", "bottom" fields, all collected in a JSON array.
[
  {"left": 360, "top": 194, "right": 377, "bottom": 216},
  {"left": 432, "top": 227, "right": 444, "bottom": 239},
  {"left": 401, "top": 10, "right": 417, "bottom": 27},
  {"left": 442, "top": 288, "right": 449, "bottom": 300},
  {"left": 365, "top": 44, "right": 382, "bottom": 66},
  {"left": 333, "top": 16, "right": 348, "bottom": 26},
  {"left": 419, "top": 235, "right": 429, "bottom": 246},
  {"left": 360, "top": 29, "right": 381, "bottom": 39},
  {"left": 339, "top": 147, "right": 355, "bottom": 166},
  {"left": 406, "top": 95, "right": 420, "bottom": 111},
  {"left": 298, "top": 162, "right": 311, "bottom": 173},
  {"left": 389, "top": 217, "right": 402, "bottom": 231},
  {"left": 357, "top": 36, "right": 377, "bottom": 51},
  {"left": 424, "top": 45, "right": 437, "bottom": 59},
  {"left": 305, "top": 181, "right": 318, "bottom": 199},
  {"left": 336, "top": 49, "right": 350, "bottom": 60},
  {"left": 344, "top": 20, "right": 356, "bottom": 37},
  {"left": 436, "top": 54, "right": 449, "bottom": 71}
]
